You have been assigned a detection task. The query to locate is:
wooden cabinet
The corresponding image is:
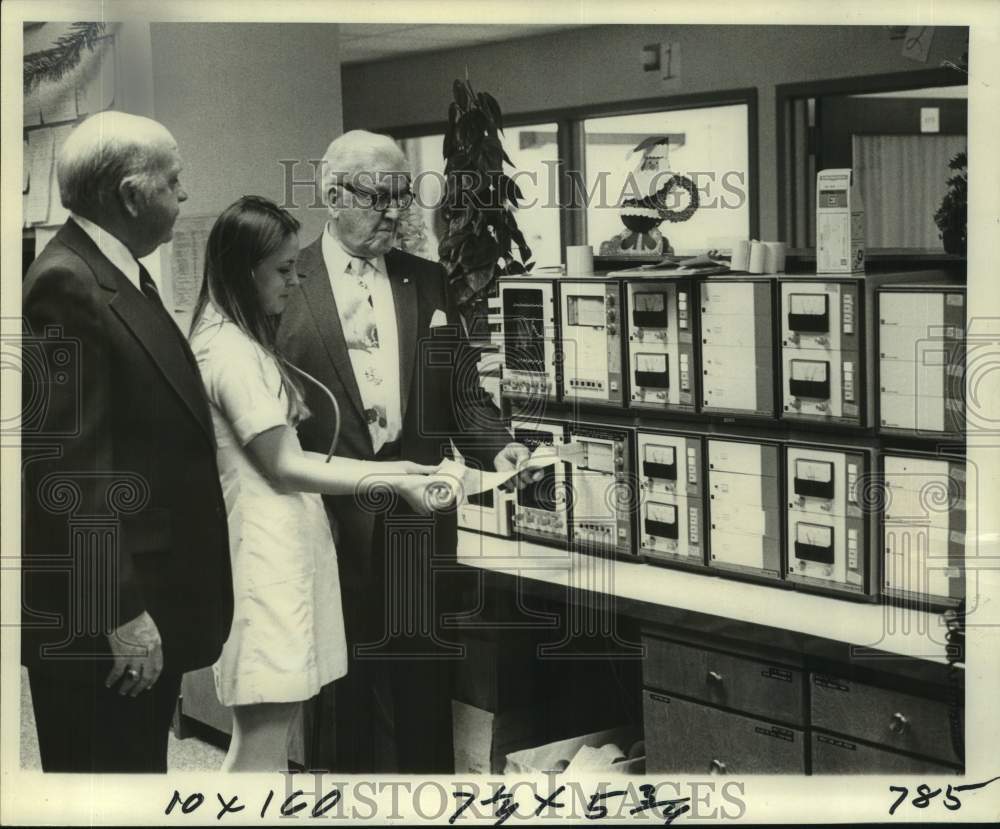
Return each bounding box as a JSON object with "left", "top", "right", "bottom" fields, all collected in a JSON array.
[
  {"left": 640, "top": 629, "right": 961, "bottom": 775},
  {"left": 644, "top": 691, "right": 807, "bottom": 774},
  {"left": 644, "top": 636, "right": 805, "bottom": 725},
  {"left": 810, "top": 673, "right": 962, "bottom": 767},
  {"left": 811, "top": 732, "right": 959, "bottom": 774}
]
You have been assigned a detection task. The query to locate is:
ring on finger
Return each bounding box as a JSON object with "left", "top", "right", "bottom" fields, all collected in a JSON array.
[{"left": 126, "top": 667, "right": 140, "bottom": 680}]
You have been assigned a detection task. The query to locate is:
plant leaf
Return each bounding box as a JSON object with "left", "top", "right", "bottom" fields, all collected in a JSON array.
[
  {"left": 482, "top": 92, "right": 504, "bottom": 133},
  {"left": 453, "top": 79, "right": 469, "bottom": 110}
]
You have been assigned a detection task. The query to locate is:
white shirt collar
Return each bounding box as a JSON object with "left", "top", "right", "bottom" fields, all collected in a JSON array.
[
  {"left": 321, "top": 224, "right": 386, "bottom": 277},
  {"left": 70, "top": 213, "right": 144, "bottom": 292}
]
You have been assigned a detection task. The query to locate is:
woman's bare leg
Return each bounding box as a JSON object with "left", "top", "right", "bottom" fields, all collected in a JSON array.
[{"left": 222, "top": 702, "right": 299, "bottom": 772}]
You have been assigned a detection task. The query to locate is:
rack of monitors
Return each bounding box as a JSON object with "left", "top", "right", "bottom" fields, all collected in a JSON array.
[
  {"left": 459, "top": 419, "right": 967, "bottom": 607},
  {"left": 471, "top": 268, "right": 968, "bottom": 609},
  {"left": 492, "top": 272, "right": 964, "bottom": 438}
]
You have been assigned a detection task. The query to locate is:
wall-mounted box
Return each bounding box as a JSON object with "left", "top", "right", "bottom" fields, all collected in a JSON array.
[
  {"left": 625, "top": 278, "right": 698, "bottom": 414},
  {"left": 495, "top": 278, "right": 561, "bottom": 404},
  {"left": 706, "top": 437, "right": 783, "bottom": 582},
  {"left": 779, "top": 277, "right": 874, "bottom": 428},
  {"left": 699, "top": 278, "right": 776, "bottom": 418},
  {"left": 558, "top": 279, "right": 626, "bottom": 407},
  {"left": 636, "top": 429, "right": 705, "bottom": 569},
  {"left": 876, "top": 284, "right": 965, "bottom": 437},
  {"left": 785, "top": 441, "right": 878, "bottom": 600},
  {"left": 882, "top": 451, "right": 966, "bottom": 609}
]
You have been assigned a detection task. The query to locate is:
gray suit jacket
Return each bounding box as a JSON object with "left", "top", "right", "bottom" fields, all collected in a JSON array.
[{"left": 276, "top": 237, "right": 508, "bottom": 597}]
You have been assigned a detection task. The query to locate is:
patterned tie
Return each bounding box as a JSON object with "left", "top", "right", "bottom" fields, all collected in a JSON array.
[
  {"left": 346, "top": 256, "right": 390, "bottom": 447},
  {"left": 348, "top": 257, "right": 378, "bottom": 348}
]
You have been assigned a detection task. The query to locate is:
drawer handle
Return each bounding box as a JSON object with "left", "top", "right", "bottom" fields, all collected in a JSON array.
[
  {"left": 707, "top": 670, "right": 724, "bottom": 684},
  {"left": 889, "top": 712, "right": 909, "bottom": 735},
  {"left": 708, "top": 758, "right": 727, "bottom": 775}
]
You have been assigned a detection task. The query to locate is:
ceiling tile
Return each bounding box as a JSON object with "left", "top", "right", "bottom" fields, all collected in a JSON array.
[{"left": 340, "top": 23, "right": 587, "bottom": 64}]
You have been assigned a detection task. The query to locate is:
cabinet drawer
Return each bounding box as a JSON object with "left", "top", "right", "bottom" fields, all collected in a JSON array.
[
  {"left": 811, "top": 732, "right": 960, "bottom": 774},
  {"left": 810, "top": 674, "right": 962, "bottom": 765},
  {"left": 643, "top": 691, "right": 806, "bottom": 774},
  {"left": 643, "top": 636, "right": 805, "bottom": 725}
]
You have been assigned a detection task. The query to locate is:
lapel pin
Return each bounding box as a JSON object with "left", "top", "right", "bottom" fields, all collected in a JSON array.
[{"left": 403, "top": 278, "right": 409, "bottom": 284}]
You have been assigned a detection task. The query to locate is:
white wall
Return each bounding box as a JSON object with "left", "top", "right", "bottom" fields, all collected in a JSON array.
[
  {"left": 342, "top": 24, "right": 969, "bottom": 241},
  {"left": 148, "top": 23, "right": 342, "bottom": 328},
  {"left": 150, "top": 22, "right": 343, "bottom": 244}
]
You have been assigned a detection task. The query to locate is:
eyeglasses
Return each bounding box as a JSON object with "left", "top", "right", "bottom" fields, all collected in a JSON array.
[{"left": 334, "top": 182, "right": 414, "bottom": 211}]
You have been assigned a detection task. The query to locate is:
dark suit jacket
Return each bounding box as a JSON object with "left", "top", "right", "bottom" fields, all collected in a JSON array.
[
  {"left": 21, "top": 219, "right": 233, "bottom": 679},
  {"left": 276, "top": 238, "right": 508, "bottom": 601}
]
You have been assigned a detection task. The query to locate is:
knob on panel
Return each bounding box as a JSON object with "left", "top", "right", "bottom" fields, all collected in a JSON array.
[{"left": 889, "top": 712, "right": 909, "bottom": 735}]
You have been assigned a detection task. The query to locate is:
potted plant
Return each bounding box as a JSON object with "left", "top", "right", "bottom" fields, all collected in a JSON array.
[
  {"left": 934, "top": 150, "right": 967, "bottom": 256},
  {"left": 438, "top": 77, "right": 533, "bottom": 336}
]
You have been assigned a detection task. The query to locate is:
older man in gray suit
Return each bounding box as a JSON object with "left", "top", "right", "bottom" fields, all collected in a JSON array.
[{"left": 278, "top": 130, "right": 532, "bottom": 772}]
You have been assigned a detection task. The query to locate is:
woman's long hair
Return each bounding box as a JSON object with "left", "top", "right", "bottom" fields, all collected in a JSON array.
[{"left": 190, "top": 195, "right": 307, "bottom": 422}]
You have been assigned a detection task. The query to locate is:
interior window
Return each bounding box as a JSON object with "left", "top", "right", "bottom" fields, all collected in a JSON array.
[
  {"left": 399, "top": 122, "right": 562, "bottom": 268},
  {"left": 582, "top": 104, "right": 751, "bottom": 255}
]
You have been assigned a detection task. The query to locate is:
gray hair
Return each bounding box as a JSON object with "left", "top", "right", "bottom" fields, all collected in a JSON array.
[
  {"left": 57, "top": 111, "right": 176, "bottom": 215},
  {"left": 320, "top": 129, "right": 410, "bottom": 206}
]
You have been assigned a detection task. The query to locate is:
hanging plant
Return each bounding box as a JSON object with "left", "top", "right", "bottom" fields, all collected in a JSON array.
[
  {"left": 24, "top": 22, "right": 107, "bottom": 93},
  {"left": 438, "top": 75, "right": 533, "bottom": 332},
  {"left": 933, "top": 150, "right": 967, "bottom": 256}
]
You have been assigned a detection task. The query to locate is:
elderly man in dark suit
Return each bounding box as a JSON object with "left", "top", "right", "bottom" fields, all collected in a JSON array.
[
  {"left": 21, "top": 111, "right": 233, "bottom": 773},
  {"left": 277, "top": 130, "right": 532, "bottom": 773}
]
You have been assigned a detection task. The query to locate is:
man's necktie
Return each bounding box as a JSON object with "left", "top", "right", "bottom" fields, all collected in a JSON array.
[
  {"left": 135, "top": 261, "right": 214, "bottom": 438},
  {"left": 348, "top": 256, "right": 378, "bottom": 348},
  {"left": 138, "top": 263, "right": 165, "bottom": 309},
  {"left": 347, "top": 256, "right": 388, "bottom": 437}
]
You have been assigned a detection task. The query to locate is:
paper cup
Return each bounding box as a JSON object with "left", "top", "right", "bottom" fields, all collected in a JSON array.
[
  {"left": 730, "top": 239, "right": 751, "bottom": 272},
  {"left": 565, "top": 245, "right": 594, "bottom": 276},
  {"left": 764, "top": 241, "right": 787, "bottom": 274},
  {"left": 748, "top": 240, "right": 766, "bottom": 274}
]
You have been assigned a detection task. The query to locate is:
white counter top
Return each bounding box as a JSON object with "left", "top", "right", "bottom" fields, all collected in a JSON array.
[{"left": 457, "top": 530, "right": 953, "bottom": 665}]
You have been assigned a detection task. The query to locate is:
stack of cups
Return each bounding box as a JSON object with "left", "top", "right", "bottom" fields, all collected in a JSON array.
[
  {"left": 565, "top": 245, "right": 594, "bottom": 276},
  {"left": 730, "top": 239, "right": 786, "bottom": 274}
]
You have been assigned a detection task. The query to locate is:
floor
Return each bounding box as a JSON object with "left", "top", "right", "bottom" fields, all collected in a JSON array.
[{"left": 19, "top": 666, "right": 227, "bottom": 771}]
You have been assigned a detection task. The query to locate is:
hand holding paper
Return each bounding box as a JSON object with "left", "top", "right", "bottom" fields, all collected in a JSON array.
[{"left": 437, "top": 441, "right": 587, "bottom": 503}]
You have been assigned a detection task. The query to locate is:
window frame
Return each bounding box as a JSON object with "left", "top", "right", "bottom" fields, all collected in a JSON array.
[
  {"left": 775, "top": 67, "right": 965, "bottom": 252},
  {"left": 386, "top": 86, "right": 759, "bottom": 260}
]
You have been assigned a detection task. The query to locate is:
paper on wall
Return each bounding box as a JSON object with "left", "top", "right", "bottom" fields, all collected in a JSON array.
[
  {"left": 25, "top": 129, "right": 54, "bottom": 224},
  {"left": 40, "top": 83, "right": 78, "bottom": 124},
  {"left": 168, "top": 215, "right": 216, "bottom": 314},
  {"left": 24, "top": 87, "right": 43, "bottom": 126},
  {"left": 45, "top": 124, "right": 76, "bottom": 226}
]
